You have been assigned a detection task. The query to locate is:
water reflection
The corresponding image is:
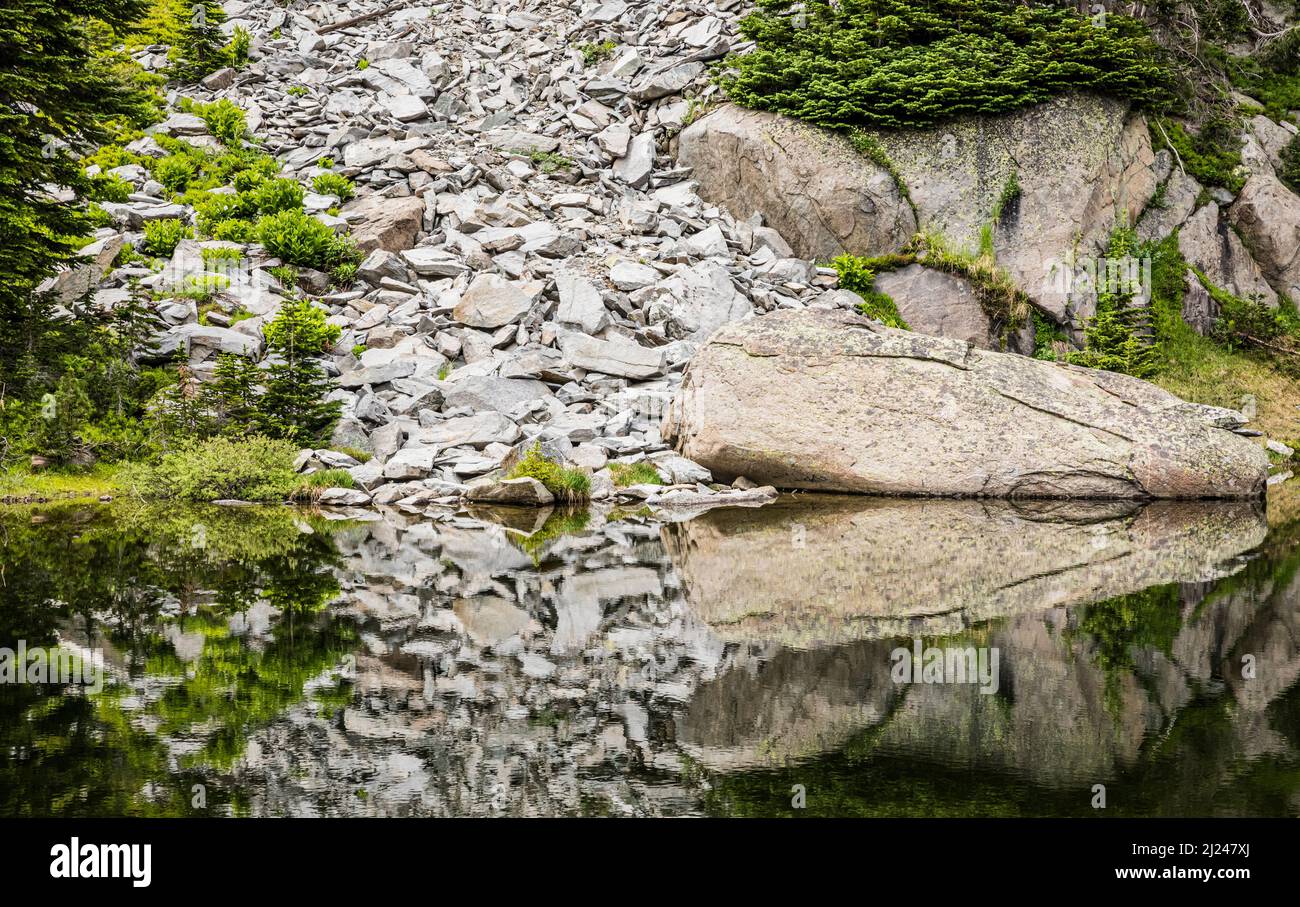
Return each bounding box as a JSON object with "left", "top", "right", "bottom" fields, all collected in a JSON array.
[{"left": 1, "top": 494, "right": 1297, "bottom": 817}]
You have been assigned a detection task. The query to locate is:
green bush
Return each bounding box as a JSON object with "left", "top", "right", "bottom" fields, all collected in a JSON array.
[
  {"left": 508, "top": 443, "right": 591, "bottom": 502},
  {"left": 126, "top": 436, "right": 302, "bottom": 502},
  {"left": 722, "top": 0, "right": 1168, "bottom": 130},
  {"left": 250, "top": 177, "right": 305, "bottom": 215},
  {"left": 190, "top": 98, "right": 247, "bottom": 147},
  {"left": 152, "top": 153, "right": 198, "bottom": 192},
  {"left": 1151, "top": 116, "right": 1246, "bottom": 192},
  {"left": 832, "top": 253, "right": 910, "bottom": 329},
  {"left": 142, "top": 218, "right": 192, "bottom": 256},
  {"left": 88, "top": 172, "right": 133, "bottom": 203},
  {"left": 312, "top": 172, "right": 355, "bottom": 202},
  {"left": 255, "top": 209, "right": 355, "bottom": 271}
]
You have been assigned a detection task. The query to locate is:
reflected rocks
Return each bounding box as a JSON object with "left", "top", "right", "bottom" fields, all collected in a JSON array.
[
  {"left": 5, "top": 495, "right": 1299, "bottom": 816},
  {"left": 663, "top": 496, "right": 1267, "bottom": 648}
]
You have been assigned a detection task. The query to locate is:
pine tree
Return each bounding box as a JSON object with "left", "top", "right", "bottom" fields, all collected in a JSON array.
[
  {"left": 256, "top": 297, "right": 342, "bottom": 445},
  {"left": 169, "top": 1, "right": 230, "bottom": 82},
  {"left": 205, "top": 352, "right": 262, "bottom": 434},
  {"left": 0, "top": 0, "right": 156, "bottom": 394}
]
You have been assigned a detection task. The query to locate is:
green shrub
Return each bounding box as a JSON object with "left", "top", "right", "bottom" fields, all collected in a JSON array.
[
  {"left": 88, "top": 172, "right": 133, "bottom": 203},
  {"left": 1067, "top": 306, "right": 1159, "bottom": 378},
  {"left": 1151, "top": 116, "right": 1246, "bottom": 193},
  {"left": 152, "top": 153, "right": 199, "bottom": 191},
  {"left": 580, "top": 40, "right": 616, "bottom": 66},
  {"left": 508, "top": 443, "right": 591, "bottom": 502},
  {"left": 201, "top": 246, "right": 243, "bottom": 267},
  {"left": 126, "top": 436, "right": 302, "bottom": 502},
  {"left": 312, "top": 172, "right": 355, "bottom": 202},
  {"left": 608, "top": 461, "right": 664, "bottom": 487},
  {"left": 832, "top": 253, "right": 910, "bottom": 329},
  {"left": 722, "top": 0, "right": 1168, "bottom": 130},
  {"left": 191, "top": 98, "right": 247, "bottom": 147},
  {"left": 255, "top": 209, "right": 354, "bottom": 270},
  {"left": 142, "top": 218, "right": 192, "bottom": 256},
  {"left": 250, "top": 177, "right": 305, "bottom": 215},
  {"left": 211, "top": 218, "right": 258, "bottom": 243}
]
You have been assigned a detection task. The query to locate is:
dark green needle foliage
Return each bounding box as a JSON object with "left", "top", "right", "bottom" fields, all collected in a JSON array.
[
  {"left": 722, "top": 0, "right": 1170, "bottom": 130},
  {"left": 0, "top": 0, "right": 158, "bottom": 394}
]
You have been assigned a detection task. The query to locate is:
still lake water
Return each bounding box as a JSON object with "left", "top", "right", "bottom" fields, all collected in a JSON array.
[{"left": 2, "top": 491, "right": 1299, "bottom": 817}]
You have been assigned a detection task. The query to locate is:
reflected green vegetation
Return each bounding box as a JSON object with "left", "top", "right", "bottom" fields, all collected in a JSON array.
[
  {"left": 0, "top": 504, "right": 356, "bottom": 816},
  {"left": 2, "top": 499, "right": 1300, "bottom": 817}
]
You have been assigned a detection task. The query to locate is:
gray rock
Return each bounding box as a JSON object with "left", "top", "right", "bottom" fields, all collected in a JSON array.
[
  {"left": 453, "top": 274, "right": 536, "bottom": 328},
  {"left": 664, "top": 308, "right": 1267, "bottom": 499},
  {"left": 560, "top": 332, "right": 666, "bottom": 379}
]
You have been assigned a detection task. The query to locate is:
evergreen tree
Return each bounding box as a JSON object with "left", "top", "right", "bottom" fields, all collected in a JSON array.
[
  {"left": 169, "top": 1, "right": 230, "bottom": 82},
  {"left": 0, "top": 0, "right": 155, "bottom": 395},
  {"left": 256, "top": 298, "right": 342, "bottom": 445},
  {"left": 205, "top": 352, "right": 262, "bottom": 434}
]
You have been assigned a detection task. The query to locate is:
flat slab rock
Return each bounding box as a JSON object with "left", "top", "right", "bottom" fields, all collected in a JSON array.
[{"left": 663, "top": 308, "right": 1267, "bottom": 500}]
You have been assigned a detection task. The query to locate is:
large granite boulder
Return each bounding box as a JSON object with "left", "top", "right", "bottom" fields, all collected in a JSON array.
[
  {"left": 676, "top": 104, "right": 917, "bottom": 262},
  {"left": 662, "top": 308, "right": 1266, "bottom": 499},
  {"left": 1229, "top": 171, "right": 1300, "bottom": 302}
]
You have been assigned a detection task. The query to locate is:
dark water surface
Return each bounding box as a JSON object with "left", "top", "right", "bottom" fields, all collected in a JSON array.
[{"left": 2, "top": 494, "right": 1298, "bottom": 817}]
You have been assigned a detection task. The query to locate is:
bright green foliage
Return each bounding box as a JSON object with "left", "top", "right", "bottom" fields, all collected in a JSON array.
[
  {"left": 608, "top": 461, "right": 664, "bottom": 487},
  {"left": 525, "top": 150, "right": 574, "bottom": 173},
  {"left": 88, "top": 173, "right": 133, "bottom": 203},
  {"left": 249, "top": 178, "right": 305, "bottom": 215},
  {"left": 722, "top": 0, "right": 1168, "bottom": 130},
  {"left": 312, "top": 172, "right": 355, "bottom": 202},
  {"left": 580, "top": 40, "right": 616, "bottom": 66},
  {"left": 142, "top": 218, "right": 191, "bottom": 256},
  {"left": 831, "top": 254, "right": 910, "bottom": 329},
  {"left": 1032, "top": 309, "right": 1070, "bottom": 361},
  {"left": 256, "top": 297, "right": 342, "bottom": 445},
  {"left": 508, "top": 443, "right": 592, "bottom": 502},
  {"left": 185, "top": 98, "right": 247, "bottom": 147},
  {"left": 255, "top": 209, "right": 358, "bottom": 273},
  {"left": 0, "top": 0, "right": 159, "bottom": 394},
  {"left": 1151, "top": 116, "right": 1246, "bottom": 192},
  {"left": 126, "top": 435, "right": 302, "bottom": 501}
]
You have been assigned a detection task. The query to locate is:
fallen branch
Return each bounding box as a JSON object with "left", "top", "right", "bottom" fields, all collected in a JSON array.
[{"left": 317, "top": 3, "right": 406, "bottom": 35}]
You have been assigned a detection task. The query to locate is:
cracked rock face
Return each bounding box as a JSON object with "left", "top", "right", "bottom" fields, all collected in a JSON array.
[{"left": 663, "top": 308, "right": 1268, "bottom": 499}]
